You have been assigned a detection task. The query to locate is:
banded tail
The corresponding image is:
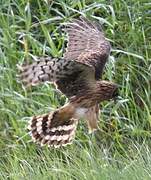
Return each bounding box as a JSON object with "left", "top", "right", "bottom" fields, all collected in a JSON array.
[{"left": 28, "top": 104, "right": 78, "bottom": 148}]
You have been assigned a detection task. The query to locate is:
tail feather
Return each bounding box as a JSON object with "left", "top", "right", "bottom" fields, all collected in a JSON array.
[{"left": 28, "top": 107, "right": 78, "bottom": 148}]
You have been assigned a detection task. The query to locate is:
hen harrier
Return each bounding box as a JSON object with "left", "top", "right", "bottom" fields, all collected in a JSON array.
[{"left": 18, "top": 17, "right": 118, "bottom": 148}]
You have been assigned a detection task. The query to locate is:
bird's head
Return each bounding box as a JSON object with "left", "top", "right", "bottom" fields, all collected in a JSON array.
[
  {"left": 96, "top": 80, "right": 119, "bottom": 102},
  {"left": 69, "top": 81, "right": 119, "bottom": 108}
]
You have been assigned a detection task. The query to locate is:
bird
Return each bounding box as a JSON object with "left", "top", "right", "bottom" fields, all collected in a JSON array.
[{"left": 18, "top": 17, "right": 118, "bottom": 148}]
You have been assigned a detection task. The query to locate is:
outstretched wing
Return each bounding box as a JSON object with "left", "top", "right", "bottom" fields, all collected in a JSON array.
[
  {"left": 18, "top": 57, "right": 95, "bottom": 98},
  {"left": 63, "top": 17, "right": 111, "bottom": 79},
  {"left": 18, "top": 17, "right": 108, "bottom": 96}
]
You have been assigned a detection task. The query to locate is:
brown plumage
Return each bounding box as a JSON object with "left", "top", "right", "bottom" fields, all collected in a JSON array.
[
  {"left": 63, "top": 18, "right": 111, "bottom": 79},
  {"left": 18, "top": 17, "right": 118, "bottom": 148}
]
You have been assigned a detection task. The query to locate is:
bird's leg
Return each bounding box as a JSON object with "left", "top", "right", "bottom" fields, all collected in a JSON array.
[{"left": 85, "top": 104, "right": 100, "bottom": 134}]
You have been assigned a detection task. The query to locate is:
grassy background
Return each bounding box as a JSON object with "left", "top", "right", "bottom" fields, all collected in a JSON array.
[{"left": 0, "top": 0, "right": 151, "bottom": 179}]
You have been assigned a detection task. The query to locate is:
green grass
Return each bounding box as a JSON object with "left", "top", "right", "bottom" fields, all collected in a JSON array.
[{"left": 0, "top": 0, "right": 151, "bottom": 179}]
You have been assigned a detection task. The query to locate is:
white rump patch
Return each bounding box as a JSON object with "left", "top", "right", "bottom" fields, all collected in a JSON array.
[{"left": 74, "top": 108, "right": 88, "bottom": 118}]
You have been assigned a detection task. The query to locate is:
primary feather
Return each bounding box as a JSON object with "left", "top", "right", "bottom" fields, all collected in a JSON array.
[
  {"left": 18, "top": 57, "right": 95, "bottom": 96},
  {"left": 64, "top": 16, "right": 111, "bottom": 79}
]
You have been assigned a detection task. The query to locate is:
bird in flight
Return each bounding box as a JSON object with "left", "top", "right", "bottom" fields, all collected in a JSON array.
[{"left": 18, "top": 17, "right": 118, "bottom": 148}]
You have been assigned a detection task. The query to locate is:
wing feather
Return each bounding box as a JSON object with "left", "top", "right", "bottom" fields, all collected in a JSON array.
[
  {"left": 18, "top": 57, "right": 95, "bottom": 98},
  {"left": 63, "top": 17, "right": 111, "bottom": 79},
  {"left": 18, "top": 17, "right": 108, "bottom": 97}
]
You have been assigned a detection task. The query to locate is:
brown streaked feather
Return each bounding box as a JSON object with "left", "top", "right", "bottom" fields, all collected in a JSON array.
[
  {"left": 18, "top": 57, "right": 95, "bottom": 95},
  {"left": 55, "top": 62, "right": 95, "bottom": 97},
  {"left": 70, "top": 80, "right": 118, "bottom": 108},
  {"left": 64, "top": 16, "right": 111, "bottom": 79}
]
